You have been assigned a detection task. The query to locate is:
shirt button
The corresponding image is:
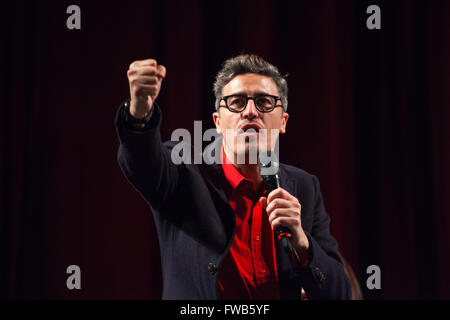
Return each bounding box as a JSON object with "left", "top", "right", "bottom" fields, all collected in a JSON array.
[
  {"left": 207, "top": 263, "right": 218, "bottom": 275},
  {"left": 313, "top": 267, "right": 326, "bottom": 283},
  {"left": 255, "top": 235, "right": 261, "bottom": 241}
]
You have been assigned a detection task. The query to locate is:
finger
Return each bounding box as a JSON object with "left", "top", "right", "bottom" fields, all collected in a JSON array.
[
  {"left": 157, "top": 64, "right": 166, "bottom": 79},
  {"left": 267, "top": 208, "right": 299, "bottom": 224},
  {"left": 271, "top": 216, "right": 301, "bottom": 231},
  {"left": 267, "top": 187, "right": 296, "bottom": 203},
  {"left": 129, "top": 59, "right": 157, "bottom": 69},
  {"left": 129, "top": 76, "right": 159, "bottom": 91},
  {"left": 134, "top": 66, "right": 158, "bottom": 76},
  {"left": 127, "top": 68, "right": 156, "bottom": 81},
  {"left": 134, "top": 76, "right": 159, "bottom": 85},
  {"left": 136, "top": 59, "right": 157, "bottom": 67},
  {"left": 266, "top": 198, "right": 296, "bottom": 214}
]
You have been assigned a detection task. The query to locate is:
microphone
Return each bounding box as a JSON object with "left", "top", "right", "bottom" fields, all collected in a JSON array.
[{"left": 258, "top": 151, "right": 292, "bottom": 254}]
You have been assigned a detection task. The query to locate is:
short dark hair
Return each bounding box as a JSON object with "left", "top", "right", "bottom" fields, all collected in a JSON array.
[{"left": 213, "top": 54, "right": 288, "bottom": 111}]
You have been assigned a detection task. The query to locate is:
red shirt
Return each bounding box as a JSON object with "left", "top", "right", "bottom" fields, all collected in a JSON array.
[{"left": 217, "top": 146, "right": 280, "bottom": 300}]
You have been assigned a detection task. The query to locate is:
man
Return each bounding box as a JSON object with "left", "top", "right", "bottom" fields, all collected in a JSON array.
[{"left": 115, "top": 54, "right": 351, "bottom": 299}]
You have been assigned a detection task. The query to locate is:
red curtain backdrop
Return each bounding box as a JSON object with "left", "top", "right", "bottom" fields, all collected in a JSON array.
[{"left": 1, "top": 0, "right": 449, "bottom": 299}]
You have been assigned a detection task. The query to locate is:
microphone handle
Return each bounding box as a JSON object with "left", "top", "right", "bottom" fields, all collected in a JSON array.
[{"left": 262, "top": 175, "right": 293, "bottom": 254}]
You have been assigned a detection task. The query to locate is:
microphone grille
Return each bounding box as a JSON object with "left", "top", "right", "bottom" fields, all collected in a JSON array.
[{"left": 258, "top": 151, "right": 279, "bottom": 176}]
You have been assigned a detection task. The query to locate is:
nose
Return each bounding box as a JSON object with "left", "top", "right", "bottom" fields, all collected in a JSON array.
[{"left": 241, "top": 98, "right": 259, "bottom": 119}]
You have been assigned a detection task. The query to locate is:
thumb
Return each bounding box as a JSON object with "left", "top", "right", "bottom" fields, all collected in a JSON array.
[{"left": 259, "top": 197, "right": 268, "bottom": 210}]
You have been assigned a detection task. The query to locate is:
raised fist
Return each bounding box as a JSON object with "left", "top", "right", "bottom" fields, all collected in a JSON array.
[{"left": 127, "top": 59, "right": 166, "bottom": 119}]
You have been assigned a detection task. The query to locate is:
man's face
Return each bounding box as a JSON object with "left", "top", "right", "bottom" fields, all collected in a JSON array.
[{"left": 212, "top": 73, "right": 289, "bottom": 164}]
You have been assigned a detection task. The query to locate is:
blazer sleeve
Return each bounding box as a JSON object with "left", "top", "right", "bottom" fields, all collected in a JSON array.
[
  {"left": 115, "top": 101, "right": 182, "bottom": 210},
  {"left": 296, "top": 175, "right": 352, "bottom": 299}
]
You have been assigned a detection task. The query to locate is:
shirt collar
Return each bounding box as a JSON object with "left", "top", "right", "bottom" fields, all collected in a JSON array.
[{"left": 221, "top": 144, "right": 253, "bottom": 191}]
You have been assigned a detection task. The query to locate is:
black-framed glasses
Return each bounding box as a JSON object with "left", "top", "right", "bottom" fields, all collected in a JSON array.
[{"left": 219, "top": 94, "right": 283, "bottom": 113}]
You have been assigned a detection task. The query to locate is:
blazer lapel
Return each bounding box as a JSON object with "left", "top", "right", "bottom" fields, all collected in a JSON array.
[
  {"left": 198, "top": 136, "right": 230, "bottom": 204},
  {"left": 278, "top": 164, "right": 296, "bottom": 196}
]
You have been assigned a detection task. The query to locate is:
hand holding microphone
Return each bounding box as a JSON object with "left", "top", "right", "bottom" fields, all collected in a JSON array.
[{"left": 258, "top": 152, "right": 310, "bottom": 261}]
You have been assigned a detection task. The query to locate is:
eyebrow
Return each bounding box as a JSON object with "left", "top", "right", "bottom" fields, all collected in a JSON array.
[{"left": 227, "top": 91, "right": 273, "bottom": 96}]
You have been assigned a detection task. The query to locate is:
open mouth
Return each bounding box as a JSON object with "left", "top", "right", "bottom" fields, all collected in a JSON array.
[{"left": 238, "top": 123, "right": 262, "bottom": 135}]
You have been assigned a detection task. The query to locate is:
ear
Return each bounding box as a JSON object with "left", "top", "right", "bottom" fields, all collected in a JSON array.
[
  {"left": 212, "top": 111, "right": 222, "bottom": 134},
  {"left": 280, "top": 112, "right": 289, "bottom": 134}
]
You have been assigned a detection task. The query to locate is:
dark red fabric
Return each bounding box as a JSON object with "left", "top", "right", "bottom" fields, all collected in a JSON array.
[{"left": 217, "top": 146, "right": 280, "bottom": 300}]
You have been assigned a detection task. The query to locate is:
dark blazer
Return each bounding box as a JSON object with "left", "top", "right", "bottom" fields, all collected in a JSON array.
[{"left": 115, "top": 101, "right": 351, "bottom": 300}]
